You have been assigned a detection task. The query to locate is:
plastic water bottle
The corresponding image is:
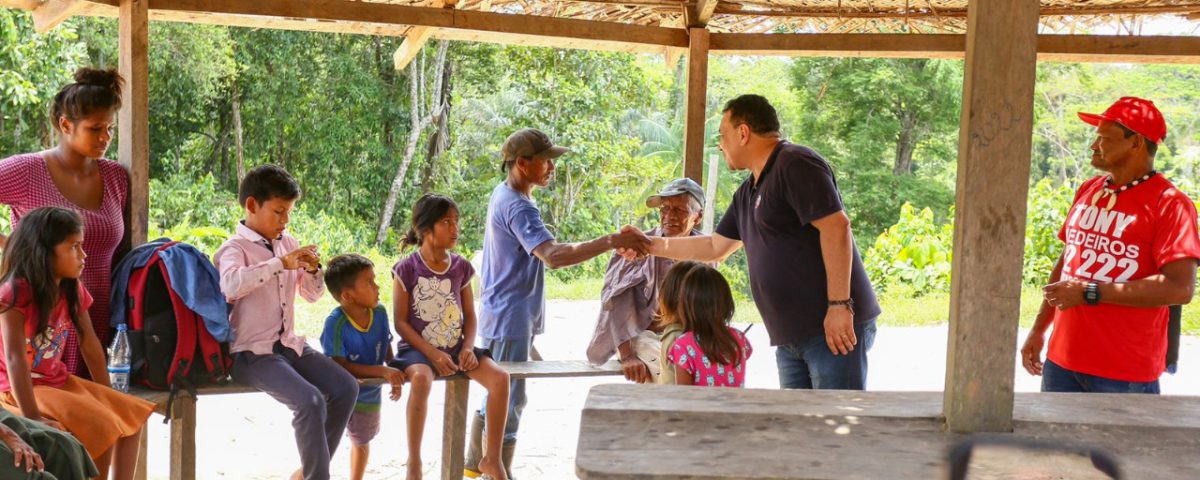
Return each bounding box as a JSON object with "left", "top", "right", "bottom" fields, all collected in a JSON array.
[{"left": 108, "top": 324, "right": 131, "bottom": 393}]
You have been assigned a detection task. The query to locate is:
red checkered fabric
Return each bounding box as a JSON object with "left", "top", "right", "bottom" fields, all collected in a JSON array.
[{"left": 0, "top": 153, "right": 129, "bottom": 375}]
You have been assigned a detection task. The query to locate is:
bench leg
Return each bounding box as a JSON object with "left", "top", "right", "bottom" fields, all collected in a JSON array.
[
  {"left": 441, "top": 378, "right": 469, "bottom": 480},
  {"left": 169, "top": 394, "right": 197, "bottom": 480},
  {"left": 135, "top": 426, "right": 148, "bottom": 480}
]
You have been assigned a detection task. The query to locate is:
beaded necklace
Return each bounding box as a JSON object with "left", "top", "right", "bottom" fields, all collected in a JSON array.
[{"left": 1090, "top": 170, "right": 1156, "bottom": 210}]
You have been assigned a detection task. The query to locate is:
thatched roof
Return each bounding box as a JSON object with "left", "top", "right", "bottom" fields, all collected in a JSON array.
[{"left": 4, "top": 0, "right": 1200, "bottom": 36}]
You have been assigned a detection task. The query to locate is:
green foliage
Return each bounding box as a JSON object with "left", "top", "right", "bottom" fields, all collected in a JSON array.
[
  {"left": 0, "top": 10, "right": 87, "bottom": 153},
  {"left": 864, "top": 180, "right": 1085, "bottom": 295},
  {"left": 1023, "top": 179, "right": 1076, "bottom": 282},
  {"left": 865, "top": 203, "right": 954, "bottom": 295},
  {"left": 790, "top": 58, "right": 963, "bottom": 245},
  {"left": 5, "top": 14, "right": 1200, "bottom": 334},
  {"left": 148, "top": 172, "right": 381, "bottom": 257},
  {"left": 873, "top": 285, "right": 1048, "bottom": 329}
]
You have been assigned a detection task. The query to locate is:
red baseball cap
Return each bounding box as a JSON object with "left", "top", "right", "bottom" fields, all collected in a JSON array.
[{"left": 1078, "top": 97, "right": 1167, "bottom": 143}]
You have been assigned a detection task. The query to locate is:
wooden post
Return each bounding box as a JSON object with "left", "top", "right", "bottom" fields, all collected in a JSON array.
[
  {"left": 169, "top": 395, "right": 197, "bottom": 480},
  {"left": 119, "top": 0, "right": 150, "bottom": 246},
  {"left": 682, "top": 27, "right": 709, "bottom": 184},
  {"left": 440, "top": 379, "right": 469, "bottom": 480},
  {"left": 135, "top": 427, "right": 148, "bottom": 480},
  {"left": 943, "top": 0, "right": 1039, "bottom": 433}
]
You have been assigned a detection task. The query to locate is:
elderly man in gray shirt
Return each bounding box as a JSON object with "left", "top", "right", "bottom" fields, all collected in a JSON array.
[{"left": 587, "top": 178, "right": 705, "bottom": 383}]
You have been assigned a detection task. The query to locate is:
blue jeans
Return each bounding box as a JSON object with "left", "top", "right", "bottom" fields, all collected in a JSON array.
[
  {"left": 478, "top": 336, "right": 531, "bottom": 444},
  {"left": 1041, "top": 359, "right": 1160, "bottom": 394},
  {"left": 775, "top": 317, "right": 876, "bottom": 390}
]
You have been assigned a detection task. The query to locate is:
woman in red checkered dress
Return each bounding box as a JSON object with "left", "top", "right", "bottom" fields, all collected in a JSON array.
[{"left": 0, "top": 68, "right": 130, "bottom": 376}]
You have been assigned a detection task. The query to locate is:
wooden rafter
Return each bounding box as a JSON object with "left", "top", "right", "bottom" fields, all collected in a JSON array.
[
  {"left": 28, "top": 0, "right": 689, "bottom": 45},
  {"left": 394, "top": 0, "right": 452, "bottom": 71},
  {"left": 4, "top": 0, "right": 1199, "bottom": 63},
  {"left": 68, "top": 1, "right": 415, "bottom": 36},
  {"left": 6, "top": 0, "right": 1200, "bottom": 30},
  {"left": 31, "top": 0, "right": 83, "bottom": 32},
  {"left": 685, "top": 0, "right": 719, "bottom": 26},
  {"left": 708, "top": 32, "right": 1200, "bottom": 64},
  {"left": 152, "top": 0, "right": 691, "bottom": 47},
  {"left": 394, "top": 27, "right": 438, "bottom": 70},
  {"left": 429, "top": 27, "right": 668, "bottom": 53},
  {"left": 710, "top": 3, "right": 1200, "bottom": 19}
]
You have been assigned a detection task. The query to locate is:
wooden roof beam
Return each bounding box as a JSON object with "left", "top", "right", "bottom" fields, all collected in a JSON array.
[
  {"left": 428, "top": 27, "right": 669, "bottom": 54},
  {"left": 32, "top": 0, "right": 85, "bottom": 32},
  {"left": 709, "top": 33, "right": 965, "bottom": 58},
  {"left": 394, "top": 27, "right": 437, "bottom": 70},
  {"left": 708, "top": 33, "right": 1200, "bottom": 64},
  {"left": 66, "top": 0, "right": 415, "bottom": 36},
  {"left": 394, "top": 0, "right": 454, "bottom": 72},
  {"left": 683, "top": 0, "right": 717, "bottom": 27},
  {"left": 1036, "top": 34, "right": 1200, "bottom": 64},
  {"left": 12, "top": 0, "right": 687, "bottom": 46},
  {"left": 709, "top": 4, "right": 1200, "bottom": 19},
  {"left": 0, "top": 0, "right": 42, "bottom": 9},
  {"left": 659, "top": 14, "right": 685, "bottom": 68},
  {"left": 151, "top": 0, "right": 689, "bottom": 47}
]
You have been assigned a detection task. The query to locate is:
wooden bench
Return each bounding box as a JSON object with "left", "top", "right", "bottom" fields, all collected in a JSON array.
[{"left": 134, "top": 360, "right": 621, "bottom": 480}]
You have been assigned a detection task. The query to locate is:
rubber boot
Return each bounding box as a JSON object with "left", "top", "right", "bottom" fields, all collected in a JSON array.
[
  {"left": 463, "top": 411, "right": 486, "bottom": 478},
  {"left": 502, "top": 442, "right": 517, "bottom": 480}
]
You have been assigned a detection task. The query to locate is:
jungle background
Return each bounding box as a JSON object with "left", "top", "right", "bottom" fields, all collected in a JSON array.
[{"left": 3, "top": 9, "right": 1198, "bottom": 333}]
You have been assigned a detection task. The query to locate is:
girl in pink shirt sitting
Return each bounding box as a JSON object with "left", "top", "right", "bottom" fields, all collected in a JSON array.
[{"left": 662, "top": 262, "right": 752, "bottom": 387}]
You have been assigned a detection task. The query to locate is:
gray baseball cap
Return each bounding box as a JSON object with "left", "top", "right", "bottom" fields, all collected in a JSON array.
[
  {"left": 501, "top": 128, "right": 569, "bottom": 165},
  {"left": 646, "top": 178, "right": 704, "bottom": 208}
]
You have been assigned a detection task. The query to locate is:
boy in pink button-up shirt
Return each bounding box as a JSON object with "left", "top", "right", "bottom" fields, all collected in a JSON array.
[{"left": 213, "top": 165, "right": 358, "bottom": 480}]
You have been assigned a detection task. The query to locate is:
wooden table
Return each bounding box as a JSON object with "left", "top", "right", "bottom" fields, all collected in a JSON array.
[{"left": 575, "top": 384, "right": 1200, "bottom": 479}]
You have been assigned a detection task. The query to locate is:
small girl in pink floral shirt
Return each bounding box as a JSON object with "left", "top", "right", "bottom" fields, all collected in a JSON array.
[{"left": 662, "top": 262, "right": 752, "bottom": 387}]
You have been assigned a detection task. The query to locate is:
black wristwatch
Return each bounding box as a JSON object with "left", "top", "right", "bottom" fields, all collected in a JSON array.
[
  {"left": 829, "top": 298, "right": 855, "bottom": 311},
  {"left": 1084, "top": 282, "right": 1100, "bottom": 305}
]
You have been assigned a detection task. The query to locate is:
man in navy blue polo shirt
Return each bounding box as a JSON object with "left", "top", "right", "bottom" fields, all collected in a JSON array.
[{"left": 637, "top": 94, "right": 881, "bottom": 390}]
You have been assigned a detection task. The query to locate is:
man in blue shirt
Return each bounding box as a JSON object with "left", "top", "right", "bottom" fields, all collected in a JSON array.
[{"left": 466, "top": 128, "right": 649, "bottom": 478}]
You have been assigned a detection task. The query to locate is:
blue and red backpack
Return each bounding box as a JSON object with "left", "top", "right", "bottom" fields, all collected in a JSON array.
[{"left": 111, "top": 239, "right": 232, "bottom": 405}]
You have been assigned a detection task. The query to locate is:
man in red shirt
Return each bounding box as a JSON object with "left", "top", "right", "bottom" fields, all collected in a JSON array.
[{"left": 1021, "top": 97, "right": 1200, "bottom": 393}]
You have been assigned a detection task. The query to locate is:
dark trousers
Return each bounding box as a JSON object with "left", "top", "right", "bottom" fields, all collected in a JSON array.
[{"left": 232, "top": 343, "right": 359, "bottom": 480}]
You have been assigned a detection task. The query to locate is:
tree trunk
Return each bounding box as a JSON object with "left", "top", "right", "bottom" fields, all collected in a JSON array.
[
  {"left": 232, "top": 84, "right": 246, "bottom": 184},
  {"left": 421, "top": 60, "right": 454, "bottom": 193},
  {"left": 217, "top": 127, "right": 231, "bottom": 183},
  {"left": 893, "top": 107, "right": 918, "bottom": 175},
  {"left": 376, "top": 41, "right": 451, "bottom": 245},
  {"left": 380, "top": 40, "right": 396, "bottom": 198}
]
